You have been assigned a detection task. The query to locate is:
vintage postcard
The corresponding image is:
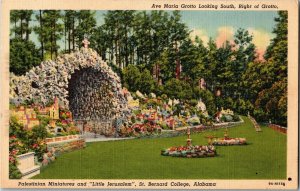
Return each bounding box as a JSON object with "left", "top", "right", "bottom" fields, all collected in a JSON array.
[{"left": 0, "top": 0, "right": 298, "bottom": 189}]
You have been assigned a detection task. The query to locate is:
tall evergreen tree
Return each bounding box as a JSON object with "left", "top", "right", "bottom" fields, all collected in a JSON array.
[
  {"left": 36, "top": 10, "right": 63, "bottom": 59},
  {"left": 10, "top": 10, "right": 33, "bottom": 40},
  {"left": 74, "top": 11, "right": 96, "bottom": 48},
  {"left": 64, "top": 10, "right": 77, "bottom": 52},
  {"left": 255, "top": 11, "right": 288, "bottom": 125}
]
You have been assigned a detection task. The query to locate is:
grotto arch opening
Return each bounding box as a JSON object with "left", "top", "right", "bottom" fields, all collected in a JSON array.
[{"left": 67, "top": 67, "right": 115, "bottom": 122}]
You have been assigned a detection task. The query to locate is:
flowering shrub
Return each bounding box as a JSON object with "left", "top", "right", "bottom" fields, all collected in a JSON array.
[
  {"left": 9, "top": 136, "right": 22, "bottom": 179},
  {"left": 9, "top": 116, "right": 48, "bottom": 178},
  {"left": 212, "top": 138, "right": 247, "bottom": 146},
  {"left": 161, "top": 145, "right": 216, "bottom": 158}
]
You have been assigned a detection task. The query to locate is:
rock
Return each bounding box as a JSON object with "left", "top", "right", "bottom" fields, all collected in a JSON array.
[{"left": 10, "top": 48, "right": 129, "bottom": 135}]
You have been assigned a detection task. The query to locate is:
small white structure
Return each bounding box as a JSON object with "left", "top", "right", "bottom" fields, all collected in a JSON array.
[
  {"left": 173, "top": 99, "right": 180, "bottom": 105},
  {"left": 16, "top": 152, "right": 40, "bottom": 179},
  {"left": 168, "top": 99, "right": 173, "bottom": 106},
  {"left": 196, "top": 99, "right": 208, "bottom": 117},
  {"left": 136, "top": 90, "right": 146, "bottom": 99},
  {"left": 149, "top": 92, "right": 156, "bottom": 98},
  {"left": 196, "top": 99, "right": 206, "bottom": 112}
]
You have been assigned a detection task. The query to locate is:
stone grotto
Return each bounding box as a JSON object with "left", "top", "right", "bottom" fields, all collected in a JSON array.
[{"left": 10, "top": 45, "right": 128, "bottom": 135}]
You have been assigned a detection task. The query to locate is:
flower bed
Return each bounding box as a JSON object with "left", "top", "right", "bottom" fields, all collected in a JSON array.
[
  {"left": 161, "top": 145, "right": 216, "bottom": 158},
  {"left": 212, "top": 138, "right": 247, "bottom": 146}
]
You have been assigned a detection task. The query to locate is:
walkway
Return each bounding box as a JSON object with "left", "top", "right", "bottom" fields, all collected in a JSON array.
[
  {"left": 82, "top": 132, "right": 135, "bottom": 143},
  {"left": 248, "top": 115, "right": 262, "bottom": 132}
]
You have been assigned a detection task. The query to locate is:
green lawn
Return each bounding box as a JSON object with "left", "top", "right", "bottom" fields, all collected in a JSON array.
[{"left": 33, "top": 117, "right": 286, "bottom": 179}]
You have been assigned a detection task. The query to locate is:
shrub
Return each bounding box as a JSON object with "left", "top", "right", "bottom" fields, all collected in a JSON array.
[
  {"left": 233, "top": 114, "right": 240, "bottom": 122},
  {"left": 164, "top": 79, "right": 193, "bottom": 100},
  {"left": 9, "top": 163, "right": 22, "bottom": 179}
]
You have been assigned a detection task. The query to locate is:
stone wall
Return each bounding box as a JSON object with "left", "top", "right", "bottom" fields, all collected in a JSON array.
[
  {"left": 268, "top": 124, "right": 287, "bottom": 134},
  {"left": 46, "top": 135, "right": 86, "bottom": 156}
]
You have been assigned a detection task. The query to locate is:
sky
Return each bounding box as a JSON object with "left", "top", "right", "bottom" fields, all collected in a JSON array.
[{"left": 24, "top": 10, "right": 278, "bottom": 60}]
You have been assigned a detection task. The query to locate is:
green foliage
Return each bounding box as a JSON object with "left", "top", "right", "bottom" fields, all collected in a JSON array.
[
  {"left": 31, "top": 125, "right": 48, "bottom": 139},
  {"left": 9, "top": 116, "right": 28, "bottom": 141},
  {"left": 10, "top": 39, "right": 41, "bottom": 75},
  {"left": 164, "top": 79, "right": 192, "bottom": 100},
  {"left": 122, "top": 64, "right": 141, "bottom": 92},
  {"left": 34, "top": 10, "right": 63, "bottom": 60},
  {"left": 9, "top": 163, "right": 22, "bottom": 179},
  {"left": 255, "top": 78, "right": 287, "bottom": 126},
  {"left": 9, "top": 116, "right": 48, "bottom": 162},
  {"left": 74, "top": 11, "right": 96, "bottom": 46},
  {"left": 122, "top": 65, "right": 156, "bottom": 94},
  {"left": 10, "top": 10, "right": 33, "bottom": 40},
  {"left": 138, "top": 69, "right": 156, "bottom": 94}
]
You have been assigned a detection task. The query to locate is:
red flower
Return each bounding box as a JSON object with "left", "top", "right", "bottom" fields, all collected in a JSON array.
[{"left": 10, "top": 135, "right": 17, "bottom": 139}]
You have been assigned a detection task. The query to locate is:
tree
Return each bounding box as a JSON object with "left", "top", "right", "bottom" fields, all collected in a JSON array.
[
  {"left": 138, "top": 69, "right": 156, "bottom": 94},
  {"left": 122, "top": 64, "right": 141, "bottom": 92},
  {"left": 74, "top": 11, "right": 97, "bottom": 48},
  {"left": 35, "top": 10, "right": 63, "bottom": 60},
  {"left": 10, "top": 10, "right": 33, "bottom": 41},
  {"left": 264, "top": 11, "right": 288, "bottom": 78},
  {"left": 243, "top": 11, "right": 288, "bottom": 125},
  {"left": 213, "top": 41, "right": 234, "bottom": 97},
  {"left": 34, "top": 10, "right": 45, "bottom": 60},
  {"left": 255, "top": 78, "right": 287, "bottom": 125},
  {"left": 180, "top": 37, "right": 208, "bottom": 85},
  {"left": 10, "top": 39, "right": 41, "bottom": 75},
  {"left": 164, "top": 79, "right": 193, "bottom": 100},
  {"left": 91, "top": 25, "right": 109, "bottom": 60},
  {"left": 205, "top": 38, "right": 218, "bottom": 91},
  {"left": 233, "top": 28, "right": 256, "bottom": 99}
]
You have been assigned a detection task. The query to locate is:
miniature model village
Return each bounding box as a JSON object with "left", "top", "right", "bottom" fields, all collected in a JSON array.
[{"left": 9, "top": 38, "right": 248, "bottom": 179}]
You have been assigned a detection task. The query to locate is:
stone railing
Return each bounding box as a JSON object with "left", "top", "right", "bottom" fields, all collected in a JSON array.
[
  {"left": 268, "top": 124, "right": 287, "bottom": 134},
  {"left": 45, "top": 134, "right": 80, "bottom": 143},
  {"left": 45, "top": 135, "right": 85, "bottom": 156},
  {"left": 175, "top": 117, "right": 244, "bottom": 133},
  {"left": 16, "top": 152, "right": 40, "bottom": 179}
]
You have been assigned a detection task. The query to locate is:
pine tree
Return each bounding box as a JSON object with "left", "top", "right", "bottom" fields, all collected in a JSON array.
[
  {"left": 64, "top": 10, "right": 77, "bottom": 52},
  {"left": 36, "top": 10, "right": 63, "bottom": 59},
  {"left": 74, "top": 11, "right": 96, "bottom": 49}
]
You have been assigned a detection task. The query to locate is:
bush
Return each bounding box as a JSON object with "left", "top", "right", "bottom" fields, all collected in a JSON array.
[
  {"left": 123, "top": 65, "right": 156, "bottom": 94},
  {"left": 232, "top": 114, "right": 240, "bottom": 122},
  {"left": 164, "top": 79, "right": 193, "bottom": 100},
  {"left": 9, "top": 163, "right": 22, "bottom": 179}
]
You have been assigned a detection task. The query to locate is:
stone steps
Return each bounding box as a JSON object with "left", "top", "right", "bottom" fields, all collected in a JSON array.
[
  {"left": 248, "top": 116, "right": 262, "bottom": 132},
  {"left": 20, "top": 165, "right": 40, "bottom": 179}
]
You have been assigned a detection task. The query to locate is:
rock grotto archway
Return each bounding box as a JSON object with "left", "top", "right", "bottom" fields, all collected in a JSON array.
[{"left": 10, "top": 47, "right": 128, "bottom": 123}]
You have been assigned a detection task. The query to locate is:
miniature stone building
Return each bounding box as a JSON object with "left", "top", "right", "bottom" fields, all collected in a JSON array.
[{"left": 11, "top": 106, "right": 40, "bottom": 130}]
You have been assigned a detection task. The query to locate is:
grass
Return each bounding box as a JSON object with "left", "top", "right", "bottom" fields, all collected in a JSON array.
[{"left": 33, "top": 117, "right": 286, "bottom": 179}]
